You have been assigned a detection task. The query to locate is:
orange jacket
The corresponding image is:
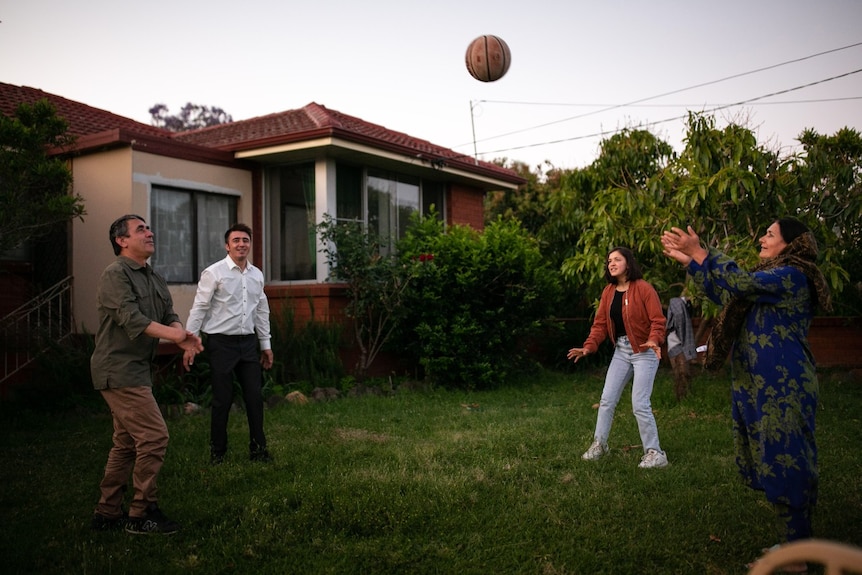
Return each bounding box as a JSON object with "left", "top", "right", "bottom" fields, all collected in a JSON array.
[{"left": 581, "top": 279, "right": 666, "bottom": 355}]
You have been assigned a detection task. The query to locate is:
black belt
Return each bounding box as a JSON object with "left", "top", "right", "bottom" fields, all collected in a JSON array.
[{"left": 206, "top": 333, "right": 256, "bottom": 340}]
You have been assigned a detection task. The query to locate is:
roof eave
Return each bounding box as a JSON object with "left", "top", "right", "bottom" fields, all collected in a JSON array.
[
  {"left": 50, "top": 128, "right": 245, "bottom": 168},
  {"left": 222, "top": 127, "right": 526, "bottom": 187}
]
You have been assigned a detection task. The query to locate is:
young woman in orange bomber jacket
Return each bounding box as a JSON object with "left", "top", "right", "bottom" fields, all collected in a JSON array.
[{"left": 567, "top": 246, "right": 668, "bottom": 469}]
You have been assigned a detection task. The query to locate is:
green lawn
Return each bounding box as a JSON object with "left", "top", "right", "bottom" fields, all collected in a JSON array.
[{"left": 1, "top": 367, "right": 860, "bottom": 574}]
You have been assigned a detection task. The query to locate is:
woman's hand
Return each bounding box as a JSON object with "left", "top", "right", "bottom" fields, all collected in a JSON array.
[
  {"left": 661, "top": 226, "right": 708, "bottom": 265},
  {"left": 567, "top": 347, "right": 589, "bottom": 363},
  {"left": 640, "top": 341, "right": 662, "bottom": 360}
]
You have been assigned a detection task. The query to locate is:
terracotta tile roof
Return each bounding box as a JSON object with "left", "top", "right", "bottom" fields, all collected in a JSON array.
[
  {"left": 0, "top": 83, "right": 523, "bottom": 183},
  {"left": 0, "top": 82, "right": 170, "bottom": 139},
  {"left": 174, "top": 102, "right": 523, "bottom": 182}
]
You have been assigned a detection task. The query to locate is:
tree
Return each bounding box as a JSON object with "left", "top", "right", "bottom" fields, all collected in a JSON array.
[
  {"left": 531, "top": 114, "right": 859, "bottom": 319},
  {"left": 545, "top": 129, "right": 675, "bottom": 305},
  {"left": 0, "top": 99, "right": 85, "bottom": 251},
  {"left": 484, "top": 159, "right": 562, "bottom": 236},
  {"left": 149, "top": 103, "right": 233, "bottom": 132},
  {"left": 795, "top": 127, "right": 862, "bottom": 314},
  {"left": 317, "top": 214, "right": 417, "bottom": 381}
]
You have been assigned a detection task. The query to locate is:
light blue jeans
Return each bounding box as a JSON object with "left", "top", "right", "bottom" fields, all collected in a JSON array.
[{"left": 593, "top": 335, "right": 662, "bottom": 453}]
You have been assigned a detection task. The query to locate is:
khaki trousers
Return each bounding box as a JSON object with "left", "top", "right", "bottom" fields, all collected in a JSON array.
[{"left": 94, "top": 386, "right": 169, "bottom": 519}]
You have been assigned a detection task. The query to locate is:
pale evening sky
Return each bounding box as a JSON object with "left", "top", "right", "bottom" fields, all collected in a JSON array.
[{"left": 2, "top": 0, "right": 860, "bottom": 170}]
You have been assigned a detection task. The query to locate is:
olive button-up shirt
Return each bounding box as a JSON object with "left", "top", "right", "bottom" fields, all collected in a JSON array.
[{"left": 90, "top": 256, "right": 180, "bottom": 390}]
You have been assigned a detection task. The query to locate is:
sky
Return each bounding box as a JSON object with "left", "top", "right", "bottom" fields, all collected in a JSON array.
[{"left": 2, "top": 0, "right": 861, "bottom": 171}]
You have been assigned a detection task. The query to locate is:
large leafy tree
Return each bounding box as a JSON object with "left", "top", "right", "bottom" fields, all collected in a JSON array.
[
  {"left": 485, "top": 159, "right": 562, "bottom": 236},
  {"left": 795, "top": 127, "right": 862, "bottom": 313},
  {"left": 547, "top": 129, "right": 675, "bottom": 305},
  {"left": 0, "top": 99, "right": 85, "bottom": 251},
  {"left": 530, "top": 114, "right": 859, "bottom": 318},
  {"left": 149, "top": 103, "right": 233, "bottom": 132}
]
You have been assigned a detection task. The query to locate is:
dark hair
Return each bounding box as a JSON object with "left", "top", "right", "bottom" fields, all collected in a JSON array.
[
  {"left": 604, "top": 246, "right": 643, "bottom": 284},
  {"left": 109, "top": 214, "right": 146, "bottom": 256},
  {"left": 776, "top": 217, "right": 810, "bottom": 245},
  {"left": 225, "top": 223, "right": 253, "bottom": 243}
]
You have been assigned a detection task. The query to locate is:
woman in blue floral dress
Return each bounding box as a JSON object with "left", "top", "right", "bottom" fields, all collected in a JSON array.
[{"left": 661, "top": 218, "right": 831, "bottom": 569}]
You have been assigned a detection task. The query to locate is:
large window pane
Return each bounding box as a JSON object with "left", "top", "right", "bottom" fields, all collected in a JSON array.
[
  {"left": 422, "top": 180, "right": 445, "bottom": 220},
  {"left": 151, "top": 188, "right": 193, "bottom": 282},
  {"left": 396, "top": 178, "right": 419, "bottom": 242},
  {"left": 196, "top": 194, "right": 234, "bottom": 271},
  {"left": 339, "top": 166, "right": 445, "bottom": 256},
  {"left": 266, "top": 164, "right": 316, "bottom": 281},
  {"left": 151, "top": 186, "right": 237, "bottom": 283},
  {"left": 336, "top": 164, "right": 362, "bottom": 221},
  {"left": 367, "top": 171, "right": 394, "bottom": 251}
]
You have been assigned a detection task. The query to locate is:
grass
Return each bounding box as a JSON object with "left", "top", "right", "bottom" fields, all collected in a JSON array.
[{"left": 1, "top": 367, "right": 860, "bottom": 574}]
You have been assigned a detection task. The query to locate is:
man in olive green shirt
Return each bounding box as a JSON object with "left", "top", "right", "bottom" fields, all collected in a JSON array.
[{"left": 90, "top": 215, "right": 203, "bottom": 535}]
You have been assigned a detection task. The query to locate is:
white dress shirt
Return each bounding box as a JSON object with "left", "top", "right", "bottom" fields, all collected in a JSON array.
[{"left": 186, "top": 255, "right": 271, "bottom": 350}]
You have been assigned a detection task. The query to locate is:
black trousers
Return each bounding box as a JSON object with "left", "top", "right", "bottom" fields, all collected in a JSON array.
[{"left": 206, "top": 333, "right": 267, "bottom": 455}]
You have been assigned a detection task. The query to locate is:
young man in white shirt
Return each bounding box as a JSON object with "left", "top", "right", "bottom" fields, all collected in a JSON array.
[{"left": 185, "top": 223, "right": 273, "bottom": 464}]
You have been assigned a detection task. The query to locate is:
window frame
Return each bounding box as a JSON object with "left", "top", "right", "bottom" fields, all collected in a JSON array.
[{"left": 149, "top": 184, "right": 238, "bottom": 284}]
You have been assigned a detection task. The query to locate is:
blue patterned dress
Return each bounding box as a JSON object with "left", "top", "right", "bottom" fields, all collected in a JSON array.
[{"left": 689, "top": 249, "right": 818, "bottom": 539}]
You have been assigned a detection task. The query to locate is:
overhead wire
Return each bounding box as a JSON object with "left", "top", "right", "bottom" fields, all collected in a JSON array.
[
  {"left": 479, "top": 96, "right": 862, "bottom": 109},
  {"left": 461, "top": 40, "right": 862, "bottom": 157},
  {"left": 476, "top": 68, "right": 862, "bottom": 156}
]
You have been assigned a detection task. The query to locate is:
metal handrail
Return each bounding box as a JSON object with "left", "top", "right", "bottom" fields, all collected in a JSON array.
[{"left": 1, "top": 276, "right": 74, "bottom": 384}]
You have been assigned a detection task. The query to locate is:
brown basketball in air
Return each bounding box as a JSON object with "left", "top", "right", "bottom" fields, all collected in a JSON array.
[{"left": 465, "top": 35, "right": 511, "bottom": 82}]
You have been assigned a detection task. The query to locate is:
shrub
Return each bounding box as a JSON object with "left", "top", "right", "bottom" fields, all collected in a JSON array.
[
  {"left": 317, "top": 214, "right": 416, "bottom": 380},
  {"left": 396, "top": 215, "right": 562, "bottom": 389},
  {"left": 270, "top": 302, "right": 345, "bottom": 391},
  {"left": 17, "top": 333, "right": 99, "bottom": 411}
]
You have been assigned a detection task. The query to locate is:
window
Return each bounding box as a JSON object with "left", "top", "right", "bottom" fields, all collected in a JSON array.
[
  {"left": 266, "top": 163, "right": 316, "bottom": 281},
  {"left": 339, "top": 164, "right": 445, "bottom": 255},
  {"left": 264, "top": 162, "right": 446, "bottom": 282},
  {"left": 150, "top": 186, "right": 237, "bottom": 283}
]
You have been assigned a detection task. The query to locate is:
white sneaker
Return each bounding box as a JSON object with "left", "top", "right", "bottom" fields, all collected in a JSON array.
[
  {"left": 638, "top": 448, "right": 668, "bottom": 469},
  {"left": 581, "top": 440, "right": 608, "bottom": 461}
]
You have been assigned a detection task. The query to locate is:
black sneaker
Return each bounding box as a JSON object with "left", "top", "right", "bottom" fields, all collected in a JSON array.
[
  {"left": 125, "top": 504, "right": 180, "bottom": 535},
  {"left": 91, "top": 512, "right": 127, "bottom": 531},
  {"left": 210, "top": 452, "right": 225, "bottom": 465},
  {"left": 250, "top": 449, "right": 273, "bottom": 463}
]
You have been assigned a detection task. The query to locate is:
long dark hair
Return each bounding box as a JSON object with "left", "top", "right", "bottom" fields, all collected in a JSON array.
[{"left": 604, "top": 246, "right": 643, "bottom": 285}]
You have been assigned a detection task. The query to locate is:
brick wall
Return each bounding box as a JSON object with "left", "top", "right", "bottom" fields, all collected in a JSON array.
[
  {"left": 263, "top": 283, "right": 409, "bottom": 378},
  {"left": 689, "top": 317, "right": 862, "bottom": 368},
  {"left": 447, "top": 184, "right": 485, "bottom": 230}
]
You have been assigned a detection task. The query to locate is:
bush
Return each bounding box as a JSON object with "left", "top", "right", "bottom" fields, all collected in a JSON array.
[
  {"left": 13, "top": 333, "right": 100, "bottom": 411},
  {"left": 396, "top": 215, "right": 562, "bottom": 389},
  {"left": 317, "top": 214, "right": 414, "bottom": 380},
  {"left": 270, "top": 302, "right": 345, "bottom": 391}
]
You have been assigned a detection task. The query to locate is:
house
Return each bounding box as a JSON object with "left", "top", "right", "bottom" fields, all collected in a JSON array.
[{"left": 0, "top": 82, "right": 525, "bottom": 382}]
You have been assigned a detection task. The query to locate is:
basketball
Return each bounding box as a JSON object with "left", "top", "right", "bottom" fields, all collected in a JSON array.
[{"left": 465, "top": 35, "right": 511, "bottom": 82}]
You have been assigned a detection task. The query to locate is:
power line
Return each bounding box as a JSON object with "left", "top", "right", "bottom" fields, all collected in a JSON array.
[
  {"left": 477, "top": 96, "right": 862, "bottom": 109},
  {"left": 463, "top": 40, "right": 862, "bottom": 148},
  {"left": 476, "top": 68, "right": 862, "bottom": 157}
]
